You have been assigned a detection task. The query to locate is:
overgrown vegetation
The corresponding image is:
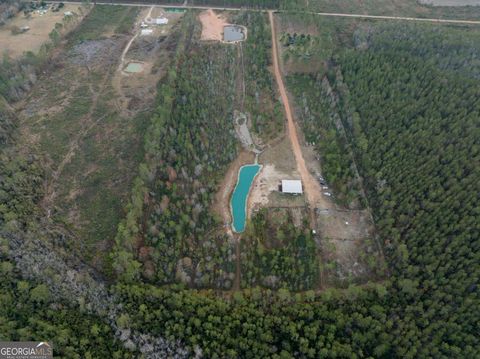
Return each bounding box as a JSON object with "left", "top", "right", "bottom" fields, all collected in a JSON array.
[
  {"left": 67, "top": 4, "right": 138, "bottom": 43},
  {"left": 241, "top": 208, "right": 319, "bottom": 290},
  {"left": 0, "top": 0, "right": 25, "bottom": 27},
  {"left": 13, "top": 5, "right": 145, "bottom": 269},
  {"left": 233, "top": 11, "right": 284, "bottom": 139}
]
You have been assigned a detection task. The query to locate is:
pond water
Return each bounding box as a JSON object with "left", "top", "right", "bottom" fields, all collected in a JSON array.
[
  {"left": 231, "top": 164, "right": 261, "bottom": 233},
  {"left": 224, "top": 25, "right": 245, "bottom": 42},
  {"left": 125, "top": 62, "right": 143, "bottom": 73}
]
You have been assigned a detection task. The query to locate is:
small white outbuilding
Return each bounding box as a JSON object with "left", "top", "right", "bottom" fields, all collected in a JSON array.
[
  {"left": 281, "top": 180, "right": 303, "bottom": 195},
  {"left": 141, "top": 29, "right": 153, "bottom": 36},
  {"left": 155, "top": 17, "right": 169, "bottom": 25}
]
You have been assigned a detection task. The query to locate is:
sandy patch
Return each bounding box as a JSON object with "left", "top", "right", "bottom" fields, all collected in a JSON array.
[
  {"left": 199, "top": 9, "right": 228, "bottom": 41},
  {"left": 249, "top": 164, "right": 290, "bottom": 210}
]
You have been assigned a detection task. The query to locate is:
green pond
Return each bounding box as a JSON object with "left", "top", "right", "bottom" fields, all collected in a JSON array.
[
  {"left": 231, "top": 164, "right": 261, "bottom": 233},
  {"left": 125, "top": 62, "right": 143, "bottom": 73}
]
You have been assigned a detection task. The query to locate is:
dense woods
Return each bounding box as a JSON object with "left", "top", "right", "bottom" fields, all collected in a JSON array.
[
  {"left": 0, "top": 264, "right": 133, "bottom": 358},
  {"left": 115, "top": 282, "right": 390, "bottom": 358},
  {"left": 332, "top": 22, "right": 480, "bottom": 357}
]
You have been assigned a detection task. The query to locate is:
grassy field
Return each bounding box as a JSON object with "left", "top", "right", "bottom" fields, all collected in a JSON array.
[
  {"left": 305, "top": 0, "right": 480, "bottom": 19},
  {"left": 67, "top": 5, "right": 139, "bottom": 43}
]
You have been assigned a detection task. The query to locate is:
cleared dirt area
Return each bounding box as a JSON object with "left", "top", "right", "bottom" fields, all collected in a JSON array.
[
  {"left": 0, "top": 4, "right": 86, "bottom": 58},
  {"left": 250, "top": 136, "right": 306, "bottom": 211},
  {"left": 199, "top": 9, "right": 228, "bottom": 41},
  {"left": 318, "top": 208, "right": 382, "bottom": 286}
]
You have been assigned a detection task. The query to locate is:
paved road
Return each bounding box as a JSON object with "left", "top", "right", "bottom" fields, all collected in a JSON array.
[{"left": 51, "top": 0, "right": 480, "bottom": 25}]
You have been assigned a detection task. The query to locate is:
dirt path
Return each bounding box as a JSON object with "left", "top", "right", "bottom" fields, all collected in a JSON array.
[
  {"left": 112, "top": 7, "right": 152, "bottom": 115},
  {"left": 234, "top": 238, "right": 241, "bottom": 290},
  {"left": 268, "top": 11, "right": 326, "bottom": 211}
]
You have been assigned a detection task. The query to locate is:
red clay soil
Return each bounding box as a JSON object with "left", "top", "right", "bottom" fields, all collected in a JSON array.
[{"left": 199, "top": 9, "right": 228, "bottom": 41}]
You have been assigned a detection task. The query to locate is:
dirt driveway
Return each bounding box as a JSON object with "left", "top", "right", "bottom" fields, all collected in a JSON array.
[{"left": 268, "top": 11, "right": 327, "bottom": 211}]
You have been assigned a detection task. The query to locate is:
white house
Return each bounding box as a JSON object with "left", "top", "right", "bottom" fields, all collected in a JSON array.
[{"left": 281, "top": 180, "right": 303, "bottom": 195}]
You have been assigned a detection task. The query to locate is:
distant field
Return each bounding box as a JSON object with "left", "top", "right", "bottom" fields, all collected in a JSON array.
[
  {"left": 0, "top": 4, "right": 85, "bottom": 58},
  {"left": 307, "top": 0, "right": 480, "bottom": 19},
  {"left": 419, "top": 0, "right": 480, "bottom": 4}
]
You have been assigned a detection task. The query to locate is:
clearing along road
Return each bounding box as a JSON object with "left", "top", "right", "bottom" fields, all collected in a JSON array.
[{"left": 268, "top": 11, "right": 325, "bottom": 210}]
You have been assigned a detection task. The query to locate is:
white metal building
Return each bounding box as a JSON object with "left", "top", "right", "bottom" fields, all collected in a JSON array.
[{"left": 281, "top": 180, "right": 303, "bottom": 195}]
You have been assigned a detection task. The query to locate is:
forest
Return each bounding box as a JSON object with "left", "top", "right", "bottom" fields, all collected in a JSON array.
[
  {"left": 110, "top": 17, "right": 479, "bottom": 358},
  {"left": 332, "top": 22, "right": 480, "bottom": 357},
  {"left": 111, "top": 0, "right": 302, "bottom": 9}
]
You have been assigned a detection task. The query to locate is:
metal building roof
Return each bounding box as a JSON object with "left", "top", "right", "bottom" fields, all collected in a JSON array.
[{"left": 281, "top": 180, "right": 303, "bottom": 194}]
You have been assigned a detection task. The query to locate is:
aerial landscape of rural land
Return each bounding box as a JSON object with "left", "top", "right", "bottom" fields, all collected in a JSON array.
[{"left": 0, "top": 0, "right": 479, "bottom": 357}]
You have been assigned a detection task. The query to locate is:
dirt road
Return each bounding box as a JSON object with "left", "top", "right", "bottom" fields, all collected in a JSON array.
[{"left": 268, "top": 11, "right": 325, "bottom": 209}]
